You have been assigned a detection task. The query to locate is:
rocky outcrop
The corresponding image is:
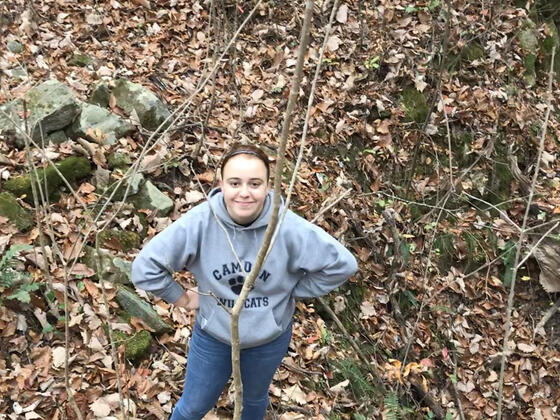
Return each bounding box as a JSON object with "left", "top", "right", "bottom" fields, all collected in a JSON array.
[
  {"left": 0, "top": 192, "right": 33, "bottom": 230},
  {"left": 116, "top": 286, "right": 173, "bottom": 334},
  {"left": 112, "top": 79, "right": 171, "bottom": 131},
  {"left": 3, "top": 156, "right": 91, "bottom": 203},
  {"left": 69, "top": 103, "right": 135, "bottom": 145}
]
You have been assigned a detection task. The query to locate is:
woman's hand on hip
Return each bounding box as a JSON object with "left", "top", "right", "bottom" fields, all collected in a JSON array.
[{"left": 174, "top": 288, "right": 199, "bottom": 310}]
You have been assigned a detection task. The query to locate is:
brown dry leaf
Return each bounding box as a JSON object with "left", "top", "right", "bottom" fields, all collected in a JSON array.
[
  {"left": 130, "top": 317, "right": 156, "bottom": 332},
  {"left": 336, "top": 4, "right": 348, "bottom": 24},
  {"left": 196, "top": 170, "right": 215, "bottom": 184},
  {"left": 282, "top": 384, "right": 307, "bottom": 405},
  {"left": 89, "top": 398, "right": 111, "bottom": 417},
  {"left": 517, "top": 342, "right": 536, "bottom": 353},
  {"left": 360, "top": 300, "right": 376, "bottom": 318},
  {"left": 70, "top": 263, "right": 96, "bottom": 277}
]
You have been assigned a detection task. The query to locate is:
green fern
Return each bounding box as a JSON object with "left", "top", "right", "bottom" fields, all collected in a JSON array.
[
  {"left": 383, "top": 392, "right": 415, "bottom": 420},
  {"left": 1, "top": 244, "right": 35, "bottom": 302},
  {"left": 335, "top": 358, "right": 375, "bottom": 400},
  {"left": 384, "top": 392, "right": 400, "bottom": 420}
]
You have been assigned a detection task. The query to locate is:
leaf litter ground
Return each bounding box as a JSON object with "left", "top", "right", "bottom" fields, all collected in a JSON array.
[{"left": 1, "top": 0, "right": 560, "bottom": 419}]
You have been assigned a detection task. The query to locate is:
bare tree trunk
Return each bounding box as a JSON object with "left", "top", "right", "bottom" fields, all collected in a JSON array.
[{"left": 230, "top": 1, "right": 314, "bottom": 418}]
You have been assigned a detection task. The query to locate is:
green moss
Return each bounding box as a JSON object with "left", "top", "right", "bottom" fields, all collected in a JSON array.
[
  {"left": 107, "top": 152, "right": 132, "bottom": 170},
  {"left": 89, "top": 82, "right": 111, "bottom": 108},
  {"left": 112, "top": 330, "right": 152, "bottom": 362},
  {"left": 434, "top": 233, "right": 455, "bottom": 272},
  {"left": 68, "top": 53, "right": 94, "bottom": 67},
  {"left": 462, "top": 42, "right": 485, "bottom": 62},
  {"left": 524, "top": 53, "right": 537, "bottom": 86},
  {"left": 400, "top": 87, "right": 429, "bottom": 123},
  {"left": 3, "top": 156, "right": 91, "bottom": 203},
  {"left": 0, "top": 192, "right": 33, "bottom": 230},
  {"left": 462, "top": 232, "right": 486, "bottom": 272},
  {"left": 98, "top": 229, "right": 141, "bottom": 252}
]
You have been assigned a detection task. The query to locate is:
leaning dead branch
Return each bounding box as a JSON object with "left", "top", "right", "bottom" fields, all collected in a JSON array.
[
  {"left": 496, "top": 46, "right": 556, "bottom": 420},
  {"left": 230, "top": 2, "right": 314, "bottom": 418}
]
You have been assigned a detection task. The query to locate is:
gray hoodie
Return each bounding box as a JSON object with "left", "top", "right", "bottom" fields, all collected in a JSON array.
[{"left": 131, "top": 188, "right": 358, "bottom": 348}]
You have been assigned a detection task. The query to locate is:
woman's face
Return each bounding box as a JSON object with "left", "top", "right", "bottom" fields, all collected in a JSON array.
[{"left": 220, "top": 154, "right": 269, "bottom": 225}]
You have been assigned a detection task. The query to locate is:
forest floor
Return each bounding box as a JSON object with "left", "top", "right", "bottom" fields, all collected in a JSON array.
[{"left": 1, "top": 0, "right": 560, "bottom": 419}]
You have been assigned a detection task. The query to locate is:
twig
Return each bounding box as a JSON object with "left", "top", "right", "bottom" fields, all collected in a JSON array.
[
  {"left": 462, "top": 192, "right": 521, "bottom": 232},
  {"left": 230, "top": 3, "right": 314, "bottom": 418},
  {"left": 451, "top": 350, "right": 466, "bottom": 420},
  {"left": 496, "top": 46, "right": 556, "bottom": 420},
  {"left": 266, "top": 0, "right": 341, "bottom": 261},
  {"left": 310, "top": 188, "right": 352, "bottom": 224},
  {"left": 533, "top": 298, "right": 560, "bottom": 340},
  {"left": 21, "top": 102, "right": 82, "bottom": 420},
  {"left": 517, "top": 221, "right": 560, "bottom": 269},
  {"left": 95, "top": 235, "right": 127, "bottom": 419},
  {"left": 439, "top": 90, "right": 454, "bottom": 190},
  {"left": 317, "top": 296, "right": 384, "bottom": 389}
]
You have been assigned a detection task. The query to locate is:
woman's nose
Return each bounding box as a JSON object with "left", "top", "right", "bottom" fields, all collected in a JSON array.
[{"left": 240, "top": 184, "right": 249, "bottom": 196}]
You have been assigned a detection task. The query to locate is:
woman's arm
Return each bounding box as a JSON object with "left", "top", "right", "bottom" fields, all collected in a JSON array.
[
  {"left": 131, "top": 215, "right": 201, "bottom": 304},
  {"left": 288, "top": 216, "right": 358, "bottom": 298}
]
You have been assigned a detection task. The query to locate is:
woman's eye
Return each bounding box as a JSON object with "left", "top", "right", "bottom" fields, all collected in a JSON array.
[
  {"left": 230, "top": 182, "right": 239, "bottom": 187},
  {"left": 251, "top": 182, "right": 260, "bottom": 188}
]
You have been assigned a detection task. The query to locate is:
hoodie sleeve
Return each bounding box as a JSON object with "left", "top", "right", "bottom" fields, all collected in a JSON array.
[
  {"left": 287, "top": 214, "right": 358, "bottom": 298},
  {"left": 131, "top": 213, "right": 201, "bottom": 304}
]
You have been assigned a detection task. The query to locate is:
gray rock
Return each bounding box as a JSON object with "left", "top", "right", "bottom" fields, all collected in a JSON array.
[
  {"left": 7, "top": 40, "right": 24, "bottom": 53},
  {"left": 89, "top": 81, "right": 111, "bottom": 108},
  {"left": 112, "top": 79, "right": 171, "bottom": 131},
  {"left": 68, "top": 53, "right": 94, "bottom": 67},
  {"left": 9, "top": 68, "right": 27, "bottom": 80},
  {"left": 0, "top": 99, "right": 25, "bottom": 145},
  {"left": 69, "top": 103, "right": 135, "bottom": 145},
  {"left": 46, "top": 130, "right": 68, "bottom": 144},
  {"left": 130, "top": 180, "right": 174, "bottom": 216},
  {"left": 82, "top": 246, "right": 132, "bottom": 284},
  {"left": 106, "top": 173, "right": 145, "bottom": 201},
  {"left": 116, "top": 286, "right": 173, "bottom": 334},
  {"left": 0, "top": 192, "right": 33, "bottom": 231},
  {"left": 25, "top": 80, "right": 81, "bottom": 141},
  {"left": 519, "top": 29, "right": 539, "bottom": 52}
]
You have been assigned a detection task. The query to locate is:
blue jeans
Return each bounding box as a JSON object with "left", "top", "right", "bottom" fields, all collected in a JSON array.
[{"left": 170, "top": 322, "right": 292, "bottom": 420}]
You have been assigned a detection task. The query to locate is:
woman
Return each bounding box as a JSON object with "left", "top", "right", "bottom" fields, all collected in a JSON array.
[{"left": 131, "top": 143, "right": 358, "bottom": 420}]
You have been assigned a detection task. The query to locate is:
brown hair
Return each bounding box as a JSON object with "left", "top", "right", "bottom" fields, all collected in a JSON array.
[{"left": 220, "top": 143, "right": 270, "bottom": 179}]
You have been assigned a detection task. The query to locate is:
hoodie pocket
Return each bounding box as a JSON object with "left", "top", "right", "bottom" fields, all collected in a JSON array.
[
  {"left": 200, "top": 303, "right": 284, "bottom": 348},
  {"left": 238, "top": 307, "right": 283, "bottom": 348}
]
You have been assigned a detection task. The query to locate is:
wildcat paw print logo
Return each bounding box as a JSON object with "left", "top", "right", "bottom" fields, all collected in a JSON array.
[
  {"left": 228, "top": 276, "right": 255, "bottom": 295},
  {"left": 229, "top": 276, "right": 245, "bottom": 295}
]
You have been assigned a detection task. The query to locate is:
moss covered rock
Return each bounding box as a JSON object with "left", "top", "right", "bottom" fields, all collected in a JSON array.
[
  {"left": 0, "top": 192, "right": 33, "bottom": 230},
  {"left": 89, "top": 81, "right": 111, "bottom": 108},
  {"left": 107, "top": 152, "right": 132, "bottom": 170},
  {"left": 462, "top": 42, "right": 485, "bottom": 62},
  {"left": 3, "top": 156, "right": 91, "bottom": 203},
  {"left": 400, "top": 87, "right": 429, "bottom": 123},
  {"left": 68, "top": 53, "right": 94, "bottom": 67},
  {"left": 98, "top": 229, "right": 141, "bottom": 252},
  {"left": 82, "top": 246, "right": 132, "bottom": 284},
  {"left": 116, "top": 285, "right": 173, "bottom": 334},
  {"left": 113, "top": 330, "right": 152, "bottom": 362},
  {"left": 112, "top": 79, "right": 171, "bottom": 131}
]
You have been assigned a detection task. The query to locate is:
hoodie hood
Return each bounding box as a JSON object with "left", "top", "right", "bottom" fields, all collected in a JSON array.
[{"left": 208, "top": 187, "right": 280, "bottom": 230}]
